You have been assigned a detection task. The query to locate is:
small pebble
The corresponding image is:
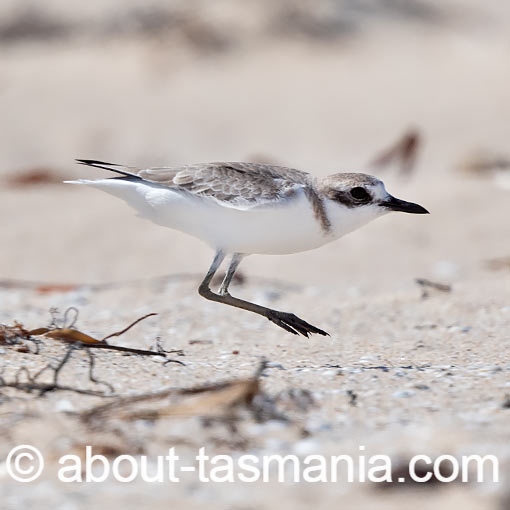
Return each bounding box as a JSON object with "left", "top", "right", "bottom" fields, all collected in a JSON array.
[
  {"left": 55, "top": 399, "right": 74, "bottom": 412},
  {"left": 265, "top": 361, "right": 285, "bottom": 370},
  {"left": 392, "top": 390, "right": 416, "bottom": 398}
]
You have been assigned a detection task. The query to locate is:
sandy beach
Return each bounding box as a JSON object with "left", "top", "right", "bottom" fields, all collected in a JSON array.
[{"left": 0, "top": 1, "right": 509, "bottom": 508}]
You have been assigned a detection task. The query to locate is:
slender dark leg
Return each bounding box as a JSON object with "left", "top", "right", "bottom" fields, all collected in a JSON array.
[
  {"left": 218, "top": 253, "right": 245, "bottom": 295},
  {"left": 200, "top": 249, "right": 226, "bottom": 290},
  {"left": 198, "top": 250, "right": 328, "bottom": 337}
]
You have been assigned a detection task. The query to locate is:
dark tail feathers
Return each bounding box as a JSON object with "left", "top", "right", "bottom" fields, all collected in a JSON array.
[{"left": 75, "top": 159, "right": 137, "bottom": 178}]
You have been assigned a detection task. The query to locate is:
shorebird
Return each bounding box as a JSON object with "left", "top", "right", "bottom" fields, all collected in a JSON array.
[{"left": 68, "top": 160, "right": 429, "bottom": 337}]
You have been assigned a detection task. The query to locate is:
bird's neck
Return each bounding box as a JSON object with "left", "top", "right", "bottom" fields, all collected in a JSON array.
[{"left": 323, "top": 200, "right": 386, "bottom": 239}]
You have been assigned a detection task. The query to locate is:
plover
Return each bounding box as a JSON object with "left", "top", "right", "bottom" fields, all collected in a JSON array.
[{"left": 68, "top": 160, "right": 429, "bottom": 337}]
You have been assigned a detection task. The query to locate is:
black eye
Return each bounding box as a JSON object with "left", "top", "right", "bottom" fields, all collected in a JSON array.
[{"left": 350, "top": 187, "right": 369, "bottom": 200}]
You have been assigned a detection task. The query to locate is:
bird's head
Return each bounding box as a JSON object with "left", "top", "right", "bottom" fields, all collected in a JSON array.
[
  {"left": 321, "top": 172, "right": 429, "bottom": 216},
  {"left": 317, "top": 172, "right": 429, "bottom": 239}
]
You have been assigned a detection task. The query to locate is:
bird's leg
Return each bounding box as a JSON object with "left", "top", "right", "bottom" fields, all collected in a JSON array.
[
  {"left": 200, "top": 249, "right": 226, "bottom": 290},
  {"left": 218, "top": 253, "right": 245, "bottom": 296},
  {"left": 198, "top": 251, "right": 328, "bottom": 337}
]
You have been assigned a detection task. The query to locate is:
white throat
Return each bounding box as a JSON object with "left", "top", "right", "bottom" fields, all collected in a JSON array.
[{"left": 324, "top": 200, "right": 388, "bottom": 240}]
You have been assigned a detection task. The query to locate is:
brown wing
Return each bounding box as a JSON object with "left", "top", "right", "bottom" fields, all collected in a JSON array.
[
  {"left": 137, "top": 162, "right": 310, "bottom": 207},
  {"left": 76, "top": 160, "right": 311, "bottom": 208}
]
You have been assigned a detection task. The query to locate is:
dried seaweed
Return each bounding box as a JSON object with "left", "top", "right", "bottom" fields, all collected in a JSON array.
[
  {"left": 485, "top": 256, "right": 510, "bottom": 272},
  {"left": 80, "top": 361, "right": 284, "bottom": 428},
  {"left": 415, "top": 278, "right": 452, "bottom": 299},
  {"left": 24, "top": 307, "right": 184, "bottom": 363},
  {"left": 370, "top": 129, "right": 421, "bottom": 176},
  {"left": 457, "top": 150, "right": 510, "bottom": 176},
  {"left": 5, "top": 167, "right": 64, "bottom": 187},
  {"left": 0, "top": 344, "right": 115, "bottom": 397},
  {"left": 0, "top": 308, "right": 185, "bottom": 397},
  {"left": 0, "top": 322, "right": 30, "bottom": 345},
  {"left": 0, "top": 322, "right": 41, "bottom": 353}
]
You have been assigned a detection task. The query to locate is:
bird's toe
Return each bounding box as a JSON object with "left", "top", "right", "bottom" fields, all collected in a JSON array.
[{"left": 266, "top": 311, "right": 328, "bottom": 337}]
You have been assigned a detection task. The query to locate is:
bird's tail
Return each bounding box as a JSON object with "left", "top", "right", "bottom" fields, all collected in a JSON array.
[{"left": 74, "top": 159, "right": 139, "bottom": 178}]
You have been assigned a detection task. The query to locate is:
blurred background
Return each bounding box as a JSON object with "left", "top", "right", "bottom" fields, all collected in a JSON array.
[
  {"left": 0, "top": 0, "right": 508, "bottom": 289},
  {"left": 0, "top": 2, "right": 509, "bottom": 509}
]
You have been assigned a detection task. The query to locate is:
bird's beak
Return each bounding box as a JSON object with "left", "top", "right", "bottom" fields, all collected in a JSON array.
[{"left": 383, "top": 195, "right": 429, "bottom": 214}]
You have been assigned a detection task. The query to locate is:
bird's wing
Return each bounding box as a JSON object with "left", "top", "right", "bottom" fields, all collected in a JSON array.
[{"left": 76, "top": 160, "right": 311, "bottom": 209}]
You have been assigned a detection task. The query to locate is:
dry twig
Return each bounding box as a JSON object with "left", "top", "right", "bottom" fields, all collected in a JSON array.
[
  {"left": 415, "top": 278, "right": 451, "bottom": 299},
  {"left": 0, "top": 344, "right": 115, "bottom": 397}
]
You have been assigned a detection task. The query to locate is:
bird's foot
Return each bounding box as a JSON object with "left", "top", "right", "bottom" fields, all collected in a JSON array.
[{"left": 265, "top": 310, "right": 329, "bottom": 337}]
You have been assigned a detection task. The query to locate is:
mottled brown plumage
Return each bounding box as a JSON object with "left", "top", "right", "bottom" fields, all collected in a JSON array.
[{"left": 134, "top": 162, "right": 311, "bottom": 207}]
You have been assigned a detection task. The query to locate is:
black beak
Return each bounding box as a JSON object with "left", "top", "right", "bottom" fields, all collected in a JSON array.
[{"left": 383, "top": 195, "right": 429, "bottom": 214}]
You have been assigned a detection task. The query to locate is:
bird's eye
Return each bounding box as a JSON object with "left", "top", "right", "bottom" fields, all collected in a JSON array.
[{"left": 350, "top": 187, "right": 369, "bottom": 200}]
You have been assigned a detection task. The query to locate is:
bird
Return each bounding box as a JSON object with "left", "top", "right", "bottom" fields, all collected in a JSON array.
[{"left": 67, "top": 160, "right": 429, "bottom": 337}]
